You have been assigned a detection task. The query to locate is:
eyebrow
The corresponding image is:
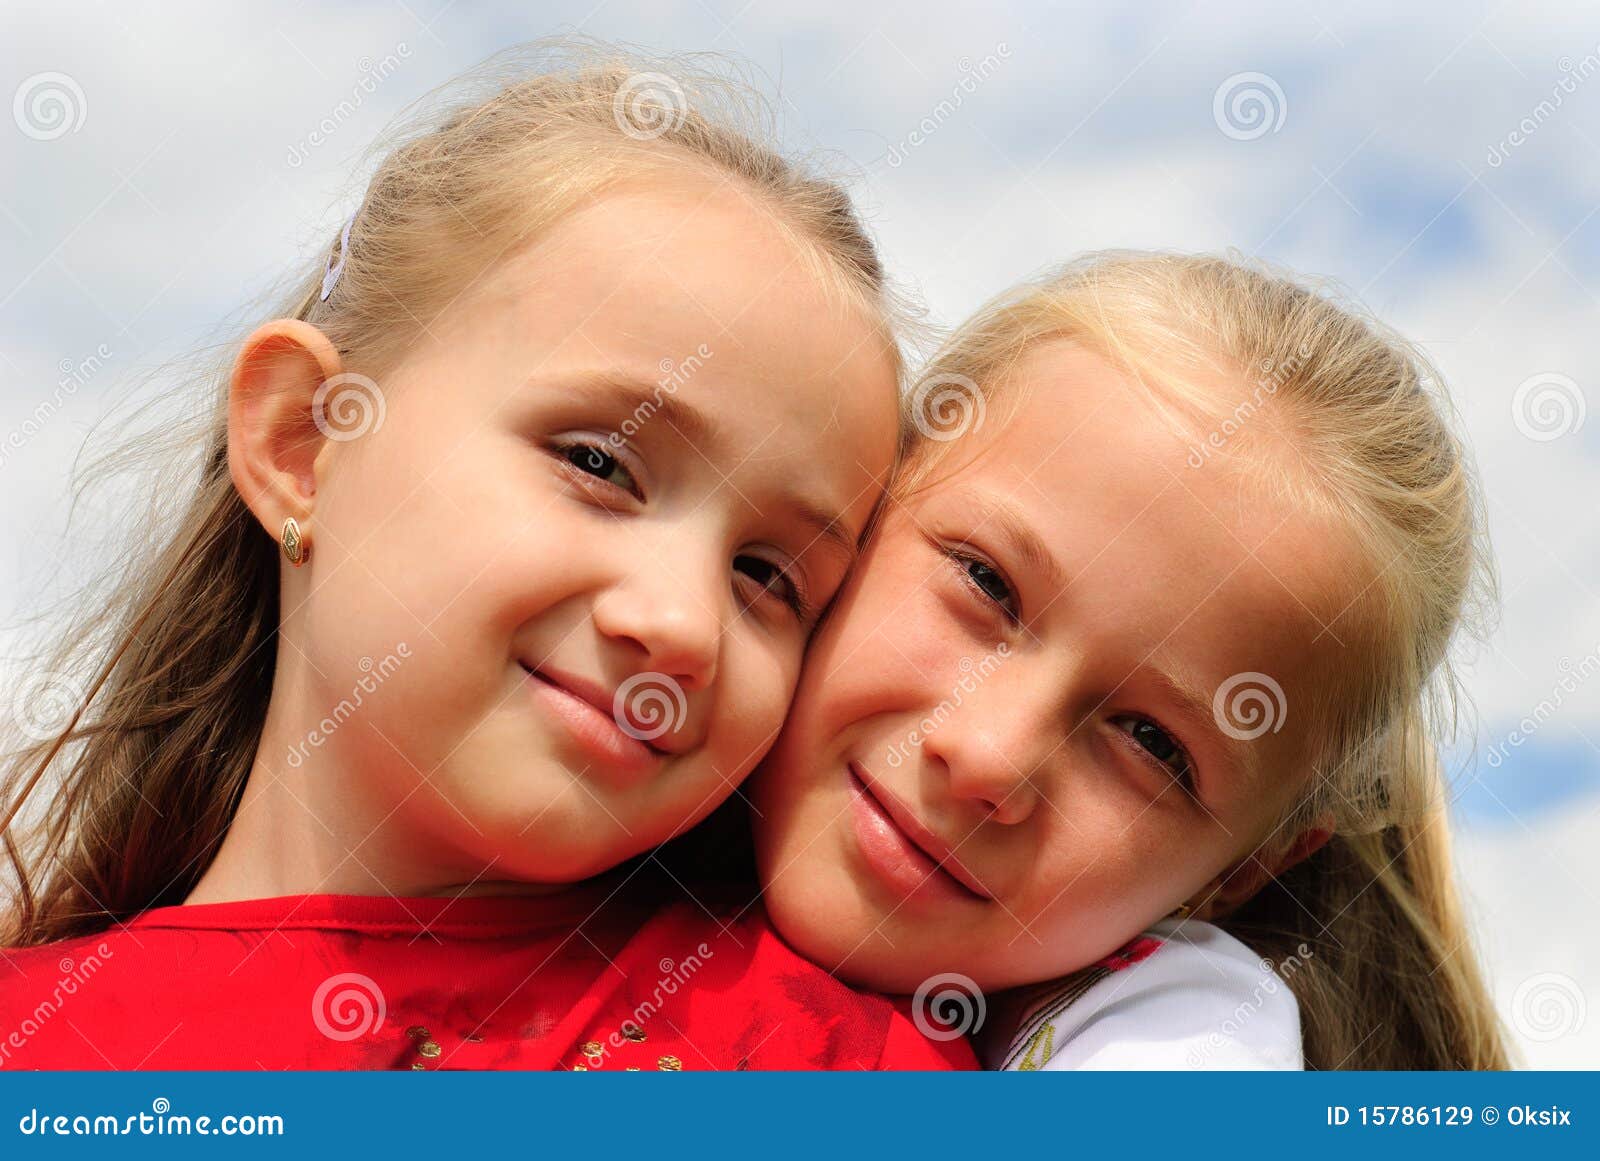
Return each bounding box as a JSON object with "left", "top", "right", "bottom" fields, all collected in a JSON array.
[
  {"left": 1140, "top": 664, "right": 1257, "bottom": 801},
  {"left": 544, "top": 370, "right": 858, "bottom": 562},
  {"left": 542, "top": 371, "right": 721, "bottom": 451},
  {"left": 967, "top": 492, "right": 1073, "bottom": 596}
]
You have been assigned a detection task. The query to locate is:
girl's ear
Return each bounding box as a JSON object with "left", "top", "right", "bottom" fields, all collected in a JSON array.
[
  {"left": 1189, "top": 814, "right": 1335, "bottom": 921},
  {"left": 228, "top": 319, "right": 345, "bottom": 536}
]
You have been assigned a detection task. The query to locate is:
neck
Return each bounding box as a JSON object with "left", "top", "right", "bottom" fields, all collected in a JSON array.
[{"left": 185, "top": 654, "right": 568, "bottom": 905}]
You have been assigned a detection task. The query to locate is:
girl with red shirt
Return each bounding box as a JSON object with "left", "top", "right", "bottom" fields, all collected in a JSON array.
[{"left": 0, "top": 41, "right": 968, "bottom": 1073}]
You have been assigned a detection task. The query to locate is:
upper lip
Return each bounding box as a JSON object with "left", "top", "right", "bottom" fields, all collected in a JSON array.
[
  {"left": 850, "top": 762, "right": 995, "bottom": 900},
  {"left": 521, "top": 662, "right": 678, "bottom": 755}
]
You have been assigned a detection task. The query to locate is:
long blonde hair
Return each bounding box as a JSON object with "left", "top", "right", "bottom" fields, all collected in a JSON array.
[
  {"left": 0, "top": 39, "right": 896, "bottom": 946},
  {"left": 905, "top": 250, "right": 1507, "bottom": 1069}
]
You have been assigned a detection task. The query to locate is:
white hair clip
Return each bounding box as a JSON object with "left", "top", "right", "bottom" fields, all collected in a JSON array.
[{"left": 319, "top": 212, "right": 357, "bottom": 302}]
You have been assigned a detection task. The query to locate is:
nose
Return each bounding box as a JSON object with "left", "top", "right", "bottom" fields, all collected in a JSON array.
[
  {"left": 591, "top": 559, "right": 722, "bottom": 691},
  {"left": 922, "top": 711, "right": 1046, "bottom": 826}
]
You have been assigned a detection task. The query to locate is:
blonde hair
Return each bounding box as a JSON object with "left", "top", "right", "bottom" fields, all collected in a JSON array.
[
  {"left": 0, "top": 39, "right": 897, "bottom": 945},
  {"left": 904, "top": 250, "right": 1508, "bottom": 1069}
]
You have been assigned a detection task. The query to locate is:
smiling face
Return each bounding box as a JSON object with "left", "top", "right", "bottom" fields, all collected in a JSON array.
[
  {"left": 751, "top": 341, "right": 1364, "bottom": 993},
  {"left": 284, "top": 177, "right": 898, "bottom": 888}
]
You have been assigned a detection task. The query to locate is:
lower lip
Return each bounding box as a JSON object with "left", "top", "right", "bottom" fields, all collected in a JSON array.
[
  {"left": 524, "top": 668, "right": 660, "bottom": 784},
  {"left": 846, "top": 764, "right": 973, "bottom": 907}
]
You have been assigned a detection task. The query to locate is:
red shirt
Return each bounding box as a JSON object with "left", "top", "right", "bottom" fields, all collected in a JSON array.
[{"left": 0, "top": 884, "right": 973, "bottom": 1071}]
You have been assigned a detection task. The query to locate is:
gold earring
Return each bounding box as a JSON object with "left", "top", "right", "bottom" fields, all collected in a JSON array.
[{"left": 281, "top": 517, "right": 309, "bottom": 567}]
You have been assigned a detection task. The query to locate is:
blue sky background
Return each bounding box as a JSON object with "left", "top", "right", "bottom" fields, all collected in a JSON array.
[{"left": 3, "top": 1, "right": 1597, "bottom": 1065}]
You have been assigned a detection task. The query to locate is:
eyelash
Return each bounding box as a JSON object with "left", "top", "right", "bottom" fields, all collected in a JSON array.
[
  {"left": 549, "top": 437, "right": 811, "bottom": 621},
  {"left": 938, "top": 541, "right": 1196, "bottom": 795},
  {"left": 1110, "top": 714, "right": 1196, "bottom": 795},
  {"left": 942, "top": 546, "right": 1022, "bottom": 624}
]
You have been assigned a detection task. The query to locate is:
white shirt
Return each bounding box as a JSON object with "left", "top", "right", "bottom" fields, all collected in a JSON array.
[{"left": 983, "top": 919, "right": 1304, "bottom": 1070}]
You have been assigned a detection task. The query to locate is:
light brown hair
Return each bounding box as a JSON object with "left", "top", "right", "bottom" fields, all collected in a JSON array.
[
  {"left": 0, "top": 39, "right": 897, "bottom": 946},
  {"left": 901, "top": 250, "right": 1508, "bottom": 1069}
]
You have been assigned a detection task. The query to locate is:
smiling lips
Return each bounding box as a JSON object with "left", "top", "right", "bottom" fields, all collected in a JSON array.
[
  {"left": 846, "top": 762, "right": 992, "bottom": 904},
  {"left": 522, "top": 663, "right": 669, "bottom": 784}
]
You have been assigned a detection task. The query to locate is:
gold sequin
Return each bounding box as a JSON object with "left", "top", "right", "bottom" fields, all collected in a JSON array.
[
  {"left": 623, "top": 1024, "right": 646, "bottom": 1043},
  {"left": 417, "top": 1040, "right": 442, "bottom": 1059},
  {"left": 411, "top": 1063, "right": 426, "bottom": 1071},
  {"left": 405, "top": 1026, "right": 429, "bottom": 1039},
  {"left": 572, "top": 1063, "right": 588, "bottom": 1071},
  {"left": 626, "top": 1066, "right": 641, "bottom": 1071},
  {"left": 581, "top": 1040, "right": 603, "bottom": 1056},
  {"left": 656, "top": 1054, "right": 682, "bottom": 1071}
]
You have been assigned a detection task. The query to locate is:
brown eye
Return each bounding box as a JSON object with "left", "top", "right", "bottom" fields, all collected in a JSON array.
[
  {"left": 734, "top": 554, "right": 805, "bottom": 618},
  {"left": 948, "top": 550, "right": 1020, "bottom": 621},
  {"left": 1112, "top": 714, "right": 1194, "bottom": 789}
]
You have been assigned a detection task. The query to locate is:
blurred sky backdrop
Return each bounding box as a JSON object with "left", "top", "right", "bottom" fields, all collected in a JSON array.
[{"left": 2, "top": 1, "right": 1597, "bottom": 1066}]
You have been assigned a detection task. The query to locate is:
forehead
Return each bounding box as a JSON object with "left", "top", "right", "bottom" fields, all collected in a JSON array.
[{"left": 444, "top": 175, "right": 900, "bottom": 469}]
